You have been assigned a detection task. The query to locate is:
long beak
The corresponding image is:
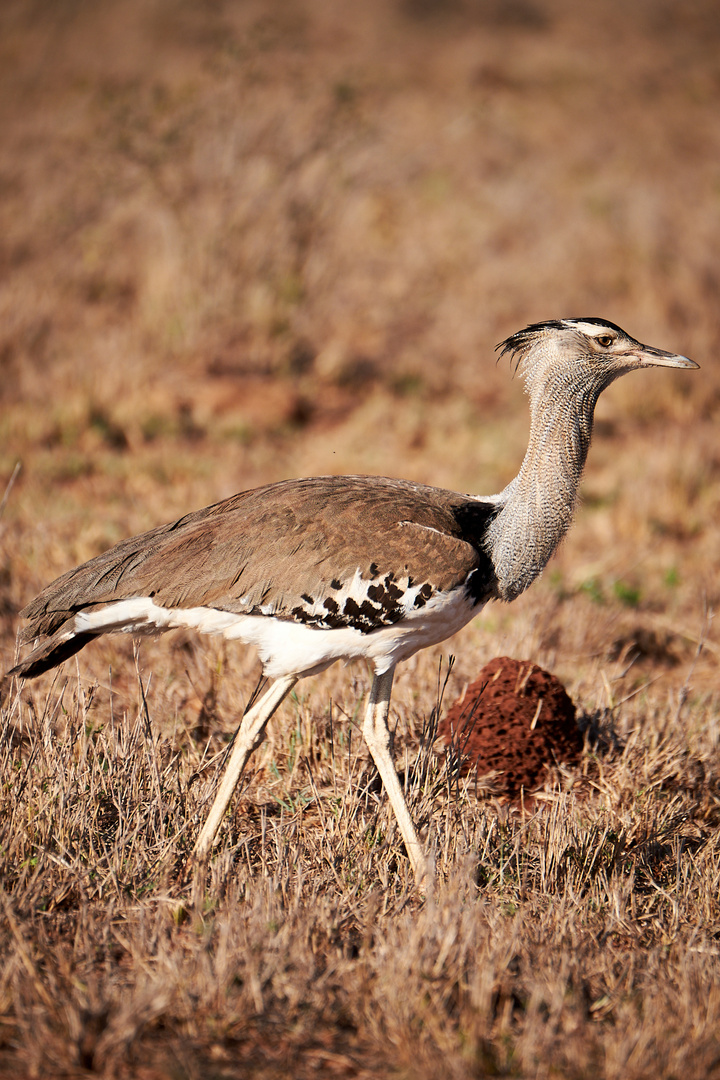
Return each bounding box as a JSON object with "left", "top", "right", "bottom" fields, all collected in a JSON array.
[{"left": 635, "top": 344, "right": 699, "bottom": 370}]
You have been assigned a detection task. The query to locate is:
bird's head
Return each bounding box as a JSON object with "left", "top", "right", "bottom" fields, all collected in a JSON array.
[{"left": 497, "top": 318, "right": 698, "bottom": 398}]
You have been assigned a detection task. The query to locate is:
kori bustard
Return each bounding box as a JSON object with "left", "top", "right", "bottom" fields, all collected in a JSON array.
[{"left": 4, "top": 319, "right": 697, "bottom": 885}]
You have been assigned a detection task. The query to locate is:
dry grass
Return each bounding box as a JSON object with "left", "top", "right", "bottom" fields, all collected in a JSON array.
[
  {"left": 2, "top": 656, "right": 720, "bottom": 1078},
  {"left": 1, "top": 0, "right": 720, "bottom": 1075}
]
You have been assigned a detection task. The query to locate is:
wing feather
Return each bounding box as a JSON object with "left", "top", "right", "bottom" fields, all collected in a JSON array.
[{"left": 19, "top": 476, "right": 499, "bottom": 640}]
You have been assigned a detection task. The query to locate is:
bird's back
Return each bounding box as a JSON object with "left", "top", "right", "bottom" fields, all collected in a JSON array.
[{"left": 19, "top": 475, "right": 501, "bottom": 647}]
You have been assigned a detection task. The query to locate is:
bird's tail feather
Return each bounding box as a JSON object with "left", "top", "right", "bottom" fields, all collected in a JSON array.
[{"left": 1, "top": 631, "right": 97, "bottom": 703}]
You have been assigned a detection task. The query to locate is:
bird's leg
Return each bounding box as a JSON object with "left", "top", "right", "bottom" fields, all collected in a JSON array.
[
  {"left": 194, "top": 674, "right": 298, "bottom": 859},
  {"left": 362, "top": 667, "right": 429, "bottom": 888}
]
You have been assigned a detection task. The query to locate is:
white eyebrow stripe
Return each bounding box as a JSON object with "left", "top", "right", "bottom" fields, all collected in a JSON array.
[{"left": 568, "top": 321, "right": 616, "bottom": 338}]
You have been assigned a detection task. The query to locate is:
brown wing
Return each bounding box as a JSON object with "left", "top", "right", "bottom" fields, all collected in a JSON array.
[{"left": 19, "top": 475, "right": 499, "bottom": 640}]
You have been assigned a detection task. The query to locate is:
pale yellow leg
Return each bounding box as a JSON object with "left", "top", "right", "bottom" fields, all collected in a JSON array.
[
  {"left": 193, "top": 674, "right": 298, "bottom": 858},
  {"left": 362, "top": 667, "right": 429, "bottom": 888}
]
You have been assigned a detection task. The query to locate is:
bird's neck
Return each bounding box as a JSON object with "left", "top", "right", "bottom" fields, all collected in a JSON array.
[{"left": 486, "top": 378, "right": 601, "bottom": 601}]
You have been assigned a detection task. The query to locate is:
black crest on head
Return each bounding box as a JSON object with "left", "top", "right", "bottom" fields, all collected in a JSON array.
[{"left": 496, "top": 318, "right": 632, "bottom": 371}]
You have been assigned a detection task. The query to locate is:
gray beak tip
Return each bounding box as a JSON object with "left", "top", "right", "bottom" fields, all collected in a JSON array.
[
  {"left": 667, "top": 355, "right": 700, "bottom": 370},
  {"left": 640, "top": 351, "right": 699, "bottom": 371}
]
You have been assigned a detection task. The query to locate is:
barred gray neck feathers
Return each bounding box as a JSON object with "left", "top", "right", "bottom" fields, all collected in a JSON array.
[{"left": 485, "top": 363, "right": 610, "bottom": 603}]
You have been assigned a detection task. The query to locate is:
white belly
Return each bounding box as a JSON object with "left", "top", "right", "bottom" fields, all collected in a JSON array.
[{"left": 73, "top": 587, "right": 483, "bottom": 679}]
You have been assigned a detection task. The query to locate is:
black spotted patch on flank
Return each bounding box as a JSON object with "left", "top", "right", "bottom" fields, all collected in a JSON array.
[
  {"left": 285, "top": 574, "right": 434, "bottom": 634},
  {"left": 413, "top": 583, "right": 433, "bottom": 608},
  {"left": 281, "top": 527, "right": 498, "bottom": 633}
]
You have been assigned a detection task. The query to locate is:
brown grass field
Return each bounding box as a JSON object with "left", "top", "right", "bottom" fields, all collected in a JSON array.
[{"left": 1, "top": 0, "right": 719, "bottom": 1075}]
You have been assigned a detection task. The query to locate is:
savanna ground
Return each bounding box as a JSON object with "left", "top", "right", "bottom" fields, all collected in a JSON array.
[{"left": 1, "top": 0, "right": 719, "bottom": 1076}]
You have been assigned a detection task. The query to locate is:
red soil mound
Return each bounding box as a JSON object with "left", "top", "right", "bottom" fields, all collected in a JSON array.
[{"left": 436, "top": 657, "right": 581, "bottom": 796}]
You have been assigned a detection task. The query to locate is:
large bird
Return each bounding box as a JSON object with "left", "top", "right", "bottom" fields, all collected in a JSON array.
[{"left": 3, "top": 319, "right": 697, "bottom": 884}]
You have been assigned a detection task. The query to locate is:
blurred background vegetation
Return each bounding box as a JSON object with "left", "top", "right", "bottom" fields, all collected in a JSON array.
[{"left": 1, "top": 0, "right": 718, "bottom": 692}]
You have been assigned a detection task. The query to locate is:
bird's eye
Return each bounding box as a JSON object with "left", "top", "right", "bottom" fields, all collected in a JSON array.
[{"left": 596, "top": 334, "right": 614, "bottom": 348}]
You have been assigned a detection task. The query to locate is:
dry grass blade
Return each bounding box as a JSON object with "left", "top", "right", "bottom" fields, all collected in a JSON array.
[
  {"left": 2, "top": 650, "right": 720, "bottom": 1077},
  {"left": 0, "top": 463, "right": 21, "bottom": 524}
]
